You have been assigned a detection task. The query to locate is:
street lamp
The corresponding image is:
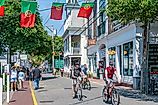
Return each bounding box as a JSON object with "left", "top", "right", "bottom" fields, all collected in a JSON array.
[{"left": 46, "top": 26, "right": 56, "bottom": 72}]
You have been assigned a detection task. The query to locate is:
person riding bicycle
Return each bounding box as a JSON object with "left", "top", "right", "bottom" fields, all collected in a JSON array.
[
  {"left": 81, "top": 64, "right": 88, "bottom": 83},
  {"left": 104, "top": 61, "right": 120, "bottom": 97},
  {"left": 71, "top": 64, "right": 82, "bottom": 99}
]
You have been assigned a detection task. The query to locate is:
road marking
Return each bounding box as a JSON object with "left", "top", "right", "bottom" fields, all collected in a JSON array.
[{"left": 29, "top": 81, "right": 38, "bottom": 105}]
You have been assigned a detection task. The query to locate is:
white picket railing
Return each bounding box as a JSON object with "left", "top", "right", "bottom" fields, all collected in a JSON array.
[{"left": 0, "top": 78, "right": 2, "bottom": 105}]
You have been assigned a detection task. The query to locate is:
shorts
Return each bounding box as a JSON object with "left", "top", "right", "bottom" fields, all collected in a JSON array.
[
  {"left": 11, "top": 78, "right": 17, "bottom": 82},
  {"left": 72, "top": 79, "right": 77, "bottom": 85},
  {"left": 104, "top": 78, "right": 113, "bottom": 86},
  {"left": 72, "top": 77, "right": 82, "bottom": 84}
]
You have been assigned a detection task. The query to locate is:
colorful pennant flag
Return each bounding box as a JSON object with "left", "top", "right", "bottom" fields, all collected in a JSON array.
[
  {"left": 77, "top": 2, "right": 94, "bottom": 18},
  {"left": 0, "top": 0, "right": 5, "bottom": 16},
  {"left": 50, "top": 3, "right": 64, "bottom": 20},
  {"left": 20, "top": 1, "right": 37, "bottom": 28}
]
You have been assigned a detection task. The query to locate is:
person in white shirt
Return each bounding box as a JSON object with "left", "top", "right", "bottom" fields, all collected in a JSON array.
[
  {"left": 18, "top": 68, "right": 25, "bottom": 89},
  {"left": 10, "top": 66, "right": 18, "bottom": 91}
]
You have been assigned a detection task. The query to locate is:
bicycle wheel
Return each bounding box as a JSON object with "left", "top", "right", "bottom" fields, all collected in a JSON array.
[
  {"left": 86, "top": 80, "right": 91, "bottom": 90},
  {"left": 77, "top": 88, "right": 82, "bottom": 101},
  {"left": 111, "top": 89, "right": 120, "bottom": 105},
  {"left": 102, "top": 86, "right": 109, "bottom": 102}
]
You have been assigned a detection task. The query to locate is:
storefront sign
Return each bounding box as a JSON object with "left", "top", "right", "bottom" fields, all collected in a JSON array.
[
  {"left": 20, "top": 54, "right": 27, "bottom": 60},
  {"left": 88, "top": 39, "right": 96, "bottom": 46},
  {"left": 108, "top": 50, "right": 116, "bottom": 55}
]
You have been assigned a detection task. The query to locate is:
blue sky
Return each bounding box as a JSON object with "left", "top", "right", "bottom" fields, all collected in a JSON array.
[{"left": 37, "top": 0, "right": 66, "bottom": 36}]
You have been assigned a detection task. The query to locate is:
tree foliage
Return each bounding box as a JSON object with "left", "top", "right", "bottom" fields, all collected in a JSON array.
[
  {"left": 53, "top": 36, "right": 64, "bottom": 56},
  {"left": 106, "top": 0, "right": 158, "bottom": 25},
  {"left": 0, "top": 0, "right": 52, "bottom": 65}
]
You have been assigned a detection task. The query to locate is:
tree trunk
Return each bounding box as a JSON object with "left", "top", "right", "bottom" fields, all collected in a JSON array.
[{"left": 141, "top": 23, "right": 149, "bottom": 94}]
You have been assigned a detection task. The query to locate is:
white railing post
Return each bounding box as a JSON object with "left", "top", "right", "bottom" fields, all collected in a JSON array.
[
  {"left": 0, "top": 78, "right": 2, "bottom": 105},
  {"left": 2, "top": 73, "right": 5, "bottom": 87},
  {"left": 6, "top": 64, "right": 10, "bottom": 103}
]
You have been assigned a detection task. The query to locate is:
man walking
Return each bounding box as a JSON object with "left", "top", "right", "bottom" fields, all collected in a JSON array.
[{"left": 32, "top": 66, "right": 41, "bottom": 90}]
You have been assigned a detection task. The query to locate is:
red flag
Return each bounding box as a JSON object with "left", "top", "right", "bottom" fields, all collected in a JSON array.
[
  {"left": 0, "top": 6, "right": 4, "bottom": 16},
  {"left": 77, "top": 3, "right": 94, "bottom": 18},
  {"left": 50, "top": 3, "right": 64, "bottom": 20},
  {"left": 20, "top": 1, "right": 37, "bottom": 28}
]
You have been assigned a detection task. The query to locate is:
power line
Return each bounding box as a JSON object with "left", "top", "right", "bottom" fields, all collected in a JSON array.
[
  {"left": 77, "top": 14, "right": 100, "bottom": 36},
  {"left": 71, "top": 9, "right": 104, "bottom": 36},
  {"left": 38, "top": 8, "right": 51, "bottom": 12}
]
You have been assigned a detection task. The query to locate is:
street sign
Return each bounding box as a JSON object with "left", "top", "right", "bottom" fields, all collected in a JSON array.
[
  {"left": 54, "top": 59, "right": 64, "bottom": 69},
  {"left": 20, "top": 54, "right": 27, "bottom": 60}
]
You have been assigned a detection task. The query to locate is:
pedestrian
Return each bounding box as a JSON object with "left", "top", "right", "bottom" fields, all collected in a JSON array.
[
  {"left": 10, "top": 66, "right": 18, "bottom": 91},
  {"left": 54, "top": 68, "right": 57, "bottom": 77},
  {"left": 29, "top": 67, "right": 33, "bottom": 81},
  {"left": 60, "top": 68, "right": 64, "bottom": 77},
  {"left": 32, "top": 66, "right": 41, "bottom": 90},
  {"left": 18, "top": 68, "right": 25, "bottom": 89},
  {"left": 25, "top": 67, "right": 29, "bottom": 81}
]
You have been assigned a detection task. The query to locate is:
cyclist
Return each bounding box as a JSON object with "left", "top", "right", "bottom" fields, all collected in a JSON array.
[
  {"left": 81, "top": 64, "right": 88, "bottom": 83},
  {"left": 104, "top": 61, "right": 120, "bottom": 97},
  {"left": 71, "top": 64, "right": 82, "bottom": 99}
]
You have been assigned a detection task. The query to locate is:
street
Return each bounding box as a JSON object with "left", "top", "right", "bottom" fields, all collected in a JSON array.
[{"left": 34, "top": 74, "right": 158, "bottom": 105}]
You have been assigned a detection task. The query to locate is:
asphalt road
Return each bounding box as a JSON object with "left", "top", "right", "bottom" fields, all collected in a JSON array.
[{"left": 34, "top": 74, "right": 158, "bottom": 105}]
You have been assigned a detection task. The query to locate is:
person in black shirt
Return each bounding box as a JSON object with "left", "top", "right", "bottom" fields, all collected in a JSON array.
[
  {"left": 71, "top": 64, "right": 82, "bottom": 99},
  {"left": 32, "top": 66, "right": 41, "bottom": 90}
]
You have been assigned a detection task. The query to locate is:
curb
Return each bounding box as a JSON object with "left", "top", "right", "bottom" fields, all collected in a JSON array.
[{"left": 29, "top": 81, "right": 38, "bottom": 105}]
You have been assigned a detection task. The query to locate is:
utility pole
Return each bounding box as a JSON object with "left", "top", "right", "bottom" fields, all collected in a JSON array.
[{"left": 46, "top": 26, "right": 55, "bottom": 72}]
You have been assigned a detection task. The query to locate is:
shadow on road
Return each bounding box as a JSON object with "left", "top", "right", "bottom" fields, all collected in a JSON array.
[
  {"left": 91, "top": 86, "right": 98, "bottom": 89},
  {"left": 69, "top": 96, "right": 102, "bottom": 105},
  {"left": 117, "top": 89, "right": 158, "bottom": 103},
  {"left": 64, "top": 87, "right": 72, "bottom": 90},
  {"left": 42, "top": 76, "right": 58, "bottom": 81},
  {"left": 40, "top": 100, "right": 54, "bottom": 103}
]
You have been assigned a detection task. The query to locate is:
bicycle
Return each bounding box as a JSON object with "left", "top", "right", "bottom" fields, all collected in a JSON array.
[
  {"left": 82, "top": 77, "right": 91, "bottom": 90},
  {"left": 76, "top": 77, "right": 83, "bottom": 101},
  {"left": 102, "top": 78, "right": 120, "bottom": 105}
]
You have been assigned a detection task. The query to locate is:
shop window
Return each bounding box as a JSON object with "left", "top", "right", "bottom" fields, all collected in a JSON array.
[
  {"left": 108, "top": 47, "right": 116, "bottom": 67},
  {"left": 123, "top": 41, "right": 133, "bottom": 76}
]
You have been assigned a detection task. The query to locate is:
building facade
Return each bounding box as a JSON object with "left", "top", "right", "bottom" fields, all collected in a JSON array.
[{"left": 63, "top": 2, "right": 88, "bottom": 73}]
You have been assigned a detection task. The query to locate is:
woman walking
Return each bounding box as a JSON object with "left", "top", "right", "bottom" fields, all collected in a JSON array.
[{"left": 18, "top": 68, "right": 25, "bottom": 89}]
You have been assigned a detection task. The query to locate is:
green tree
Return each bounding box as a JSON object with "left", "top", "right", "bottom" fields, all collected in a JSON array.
[
  {"left": 0, "top": 0, "right": 52, "bottom": 66},
  {"left": 106, "top": 0, "right": 158, "bottom": 93},
  {"left": 53, "top": 36, "right": 64, "bottom": 56}
]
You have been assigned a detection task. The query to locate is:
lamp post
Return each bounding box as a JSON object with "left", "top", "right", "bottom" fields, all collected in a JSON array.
[{"left": 46, "top": 26, "right": 56, "bottom": 72}]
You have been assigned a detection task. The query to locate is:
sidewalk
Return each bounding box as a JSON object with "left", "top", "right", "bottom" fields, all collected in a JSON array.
[{"left": 7, "top": 81, "right": 34, "bottom": 105}]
